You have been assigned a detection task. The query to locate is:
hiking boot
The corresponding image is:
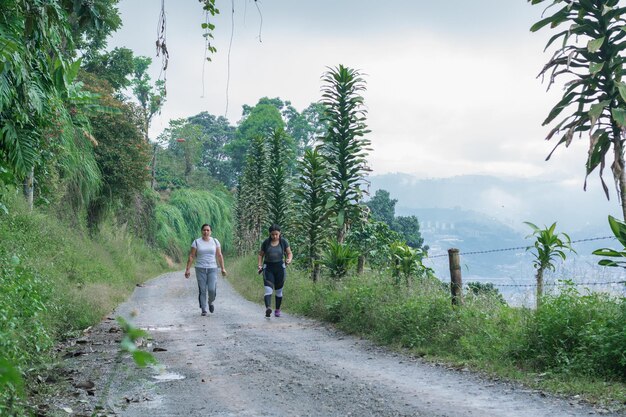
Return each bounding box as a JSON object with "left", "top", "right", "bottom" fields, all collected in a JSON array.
[
  {"left": 209, "top": 304, "right": 215, "bottom": 313},
  {"left": 274, "top": 309, "right": 281, "bottom": 318},
  {"left": 201, "top": 310, "right": 207, "bottom": 316},
  {"left": 265, "top": 307, "right": 272, "bottom": 318}
]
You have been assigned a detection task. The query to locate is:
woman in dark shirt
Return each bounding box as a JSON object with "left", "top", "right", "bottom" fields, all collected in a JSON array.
[{"left": 258, "top": 224, "right": 293, "bottom": 317}]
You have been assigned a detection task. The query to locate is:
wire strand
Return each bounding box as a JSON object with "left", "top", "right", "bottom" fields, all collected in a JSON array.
[{"left": 428, "top": 236, "right": 615, "bottom": 258}]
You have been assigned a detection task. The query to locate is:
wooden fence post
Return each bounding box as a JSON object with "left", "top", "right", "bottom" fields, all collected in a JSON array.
[{"left": 448, "top": 248, "right": 463, "bottom": 306}]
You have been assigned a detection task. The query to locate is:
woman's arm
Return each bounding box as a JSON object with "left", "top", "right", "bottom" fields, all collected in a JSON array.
[
  {"left": 257, "top": 251, "right": 264, "bottom": 271},
  {"left": 216, "top": 246, "right": 227, "bottom": 276},
  {"left": 285, "top": 247, "right": 293, "bottom": 265},
  {"left": 184, "top": 247, "right": 197, "bottom": 278}
]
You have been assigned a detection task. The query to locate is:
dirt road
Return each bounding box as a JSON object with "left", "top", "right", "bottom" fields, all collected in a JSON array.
[{"left": 50, "top": 271, "right": 621, "bottom": 417}]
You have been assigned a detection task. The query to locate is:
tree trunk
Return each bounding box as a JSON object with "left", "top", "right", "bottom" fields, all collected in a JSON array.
[
  {"left": 23, "top": 167, "right": 34, "bottom": 211},
  {"left": 312, "top": 261, "right": 320, "bottom": 283},
  {"left": 356, "top": 255, "right": 365, "bottom": 274},
  {"left": 535, "top": 268, "right": 544, "bottom": 309},
  {"left": 150, "top": 143, "right": 158, "bottom": 190}
]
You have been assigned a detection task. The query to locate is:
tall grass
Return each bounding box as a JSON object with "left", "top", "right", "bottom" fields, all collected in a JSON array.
[
  {"left": 227, "top": 254, "right": 626, "bottom": 406},
  {"left": 156, "top": 188, "right": 233, "bottom": 261},
  {"left": 0, "top": 193, "right": 169, "bottom": 415},
  {"left": 155, "top": 203, "right": 189, "bottom": 262}
]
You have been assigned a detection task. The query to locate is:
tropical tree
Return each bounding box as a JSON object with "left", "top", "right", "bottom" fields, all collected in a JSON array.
[
  {"left": 293, "top": 148, "right": 331, "bottom": 281},
  {"left": 80, "top": 71, "right": 151, "bottom": 232},
  {"left": 187, "top": 112, "right": 235, "bottom": 187},
  {"left": 394, "top": 215, "right": 425, "bottom": 249},
  {"left": 367, "top": 189, "right": 397, "bottom": 227},
  {"left": 266, "top": 128, "right": 293, "bottom": 232},
  {"left": 131, "top": 56, "right": 165, "bottom": 142},
  {"left": 390, "top": 241, "right": 430, "bottom": 286},
  {"left": 82, "top": 47, "right": 136, "bottom": 92},
  {"left": 524, "top": 221, "right": 575, "bottom": 307},
  {"left": 169, "top": 121, "right": 203, "bottom": 185},
  {"left": 346, "top": 219, "right": 401, "bottom": 274},
  {"left": 283, "top": 102, "right": 327, "bottom": 156},
  {"left": 529, "top": 0, "right": 626, "bottom": 219},
  {"left": 0, "top": 2, "right": 76, "bottom": 208},
  {"left": 234, "top": 135, "right": 268, "bottom": 254},
  {"left": 227, "top": 98, "right": 285, "bottom": 176},
  {"left": 319, "top": 65, "right": 371, "bottom": 243}
]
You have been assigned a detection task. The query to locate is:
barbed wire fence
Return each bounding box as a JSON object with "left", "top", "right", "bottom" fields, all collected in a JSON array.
[{"left": 423, "top": 236, "right": 626, "bottom": 301}]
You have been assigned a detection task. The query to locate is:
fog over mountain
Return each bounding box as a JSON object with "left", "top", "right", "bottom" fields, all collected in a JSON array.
[
  {"left": 369, "top": 173, "right": 620, "bottom": 235},
  {"left": 368, "top": 174, "right": 626, "bottom": 301}
]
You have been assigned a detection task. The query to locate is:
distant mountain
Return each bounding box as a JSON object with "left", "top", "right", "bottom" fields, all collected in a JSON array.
[
  {"left": 369, "top": 173, "right": 619, "bottom": 234},
  {"left": 368, "top": 173, "right": 621, "bottom": 280}
]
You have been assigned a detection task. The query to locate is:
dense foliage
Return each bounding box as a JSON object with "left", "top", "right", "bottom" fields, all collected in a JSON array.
[
  {"left": 0, "top": 194, "right": 166, "bottom": 415},
  {"left": 530, "top": 0, "right": 626, "bottom": 219}
]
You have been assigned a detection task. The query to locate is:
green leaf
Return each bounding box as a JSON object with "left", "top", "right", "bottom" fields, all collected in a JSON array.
[
  {"left": 0, "top": 358, "right": 23, "bottom": 393},
  {"left": 589, "top": 62, "right": 604, "bottom": 75},
  {"left": 612, "top": 108, "right": 626, "bottom": 128},
  {"left": 598, "top": 259, "right": 620, "bottom": 267},
  {"left": 586, "top": 130, "right": 610, "bottom": 174},
  {"left": 587, "top": 37, "right": 605, "bottom": 53},
  {"left": 592, "top": 248, "right": 622, "bottom": 257},
  {"left": 608, "top": 215, "right": 626, "bottom": 247},
  {"left": 616, "top": 82, "right": 626, "bottom": 103},
  {"left": 132, "top": 351, "right": 158, "bottom": 368},
  {"left": 589, "top": 101, "right": 609, "bottom": 127},
  {"left": 337, "top": 210, "right": 345, "bottom": 227},
  {"left": 121, "top": 338, "right": 136, "bottom": 353}
]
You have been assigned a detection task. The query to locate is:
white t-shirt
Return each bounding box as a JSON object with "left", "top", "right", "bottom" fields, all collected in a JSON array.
[{"left": 191, "top": 237, "right": 221, "bottom": 268}]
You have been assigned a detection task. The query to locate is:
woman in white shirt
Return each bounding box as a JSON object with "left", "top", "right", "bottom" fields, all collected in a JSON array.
[{"left": 184, "top": 224, "right": 227, "bottom": 316}]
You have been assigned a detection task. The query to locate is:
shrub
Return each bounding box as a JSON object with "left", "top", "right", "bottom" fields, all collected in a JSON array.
[
  {"left": 521, "top": 283, "right": 626, "bottom": 378},
  {"left": 321, "top": 242, "right": 358, "bottom": 279}
]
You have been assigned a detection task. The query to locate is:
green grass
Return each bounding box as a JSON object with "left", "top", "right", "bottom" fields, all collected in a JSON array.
[
  {"left": 226, "top": 254, "right": 626, "bottom": 410},
  {"left": 0, "top": 194, "right": 172, "bottom": 416}
]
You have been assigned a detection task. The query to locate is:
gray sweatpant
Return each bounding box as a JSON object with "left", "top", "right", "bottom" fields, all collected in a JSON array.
[{"left": 195, "top": 267, "right": 218, "bottom": 312}]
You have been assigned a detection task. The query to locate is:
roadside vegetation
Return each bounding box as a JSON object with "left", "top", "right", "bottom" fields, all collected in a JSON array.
[
  {"left": 227, "top": 254, "right": 626, "bottom": 409},
  {"left": 0, "top": 193, "right": 168, "bottom": 416}
]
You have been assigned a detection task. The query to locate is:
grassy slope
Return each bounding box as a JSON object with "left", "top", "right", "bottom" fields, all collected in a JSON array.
[{"left": 0, "top": 195, "right": 172, "bottom": 414}]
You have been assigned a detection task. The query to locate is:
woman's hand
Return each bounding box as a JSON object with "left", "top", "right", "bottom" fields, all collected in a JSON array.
[
  {"left": 184, "top": 269, "right": 190, "bottom": 279},
  {"left": 221, "top": 268, "right": 227, "bottom": 276}
]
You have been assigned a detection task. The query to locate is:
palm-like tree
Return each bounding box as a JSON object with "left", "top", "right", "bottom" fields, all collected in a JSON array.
[
  {"left": 267, "top": 128, "right": 292, "bottom": 233},
  {"left": 530, "top": 0, "right": 626, "bottom": 219},
  {"left": 319, "top": 65, "right": 371, "bottom": 243},
  {"left": 525, "top": 222, "right": 575, "bottom": 308},
  {"left": 234, "top": 135, "right": 268, "bottom": 254},
  {"left": 294, "top": 148, "right": 331, "bottom": 281}
]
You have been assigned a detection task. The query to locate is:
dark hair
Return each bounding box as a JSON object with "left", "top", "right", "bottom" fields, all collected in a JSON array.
[
  {"left": 201, "top": 224, "right": 211, "bottom": 231},
  {"left": 268, "top": 224, "right": 281, "bottom": 233}
]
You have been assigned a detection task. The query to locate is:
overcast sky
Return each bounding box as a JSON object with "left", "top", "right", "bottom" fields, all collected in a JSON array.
[{"left": 107, "top": 1, "right": 600, "bottom": 191}]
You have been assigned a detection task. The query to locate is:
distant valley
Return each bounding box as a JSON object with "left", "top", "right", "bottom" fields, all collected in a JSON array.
[{"left": 368, "top": 174, "right": 625, "bottom": 304}]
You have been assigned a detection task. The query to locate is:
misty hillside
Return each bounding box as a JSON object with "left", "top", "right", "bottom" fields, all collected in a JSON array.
[
  {"left": 369, "top": 174, "right": 621, "bottom": 279},
  {"left": 370, "top": 173, "right": 619, "bottom": 234}
]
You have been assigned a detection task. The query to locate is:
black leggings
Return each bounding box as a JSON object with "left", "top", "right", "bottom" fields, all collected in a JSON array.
[
  {"left": 263, "top": 262, "right": 285, "bottom": 309},
  {"left": 263, "top": 262, "right": 285, "bottom": 290}
]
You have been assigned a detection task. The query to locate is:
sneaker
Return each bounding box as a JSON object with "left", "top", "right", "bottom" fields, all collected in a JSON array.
[
  {"left": 209, "top": 304, "right": 215, "bottom": 313},
  {"left": 274, "top": 309, "right": 281, "bottom": 318},
  {"left": 201, "top": 311, "right": 207, "bottom": 316},
  {"left": 265, "top": 307, "right": 272, "bottom": 318}
]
